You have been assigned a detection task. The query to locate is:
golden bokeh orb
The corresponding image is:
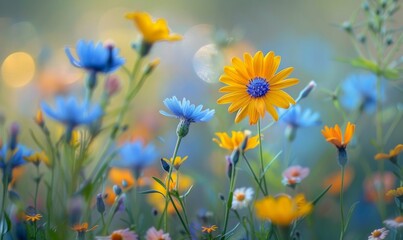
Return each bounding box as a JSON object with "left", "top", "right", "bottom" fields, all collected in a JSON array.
[{"left": 1, "top": 52, "right": 36, "bottom": 88}]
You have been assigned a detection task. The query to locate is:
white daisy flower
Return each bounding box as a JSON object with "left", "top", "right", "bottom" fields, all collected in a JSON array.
[
  {"left": 231, "top": 187, "right": 254, "bottom": 210},
  {"left": 384, "top": 216, "right": 403, "bottom": 229},
  {"left": 368, "top": 227, "right": 389, "bottom": 240}
]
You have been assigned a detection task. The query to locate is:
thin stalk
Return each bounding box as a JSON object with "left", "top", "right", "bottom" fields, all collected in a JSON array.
[
  {"left": 0, "top": 171, "right": 9, "bottom": 240},
  {"left": 163, "top": 136, "right": 182, "bottom": 232},
  {"left": 221, "top": 163, "right": 237, "bottom": 240},
  {"left": 258, "top": 120, "right": 268, "bottom": 194},
  {"left": 248, "top": 206, "right": 256, "bottom": 240},
  {"left": 242, "top": 154, "right": 266, "bottom": 196},
  {"left": 167, "top": 193, "right": 191, "bottom": 236},
  {"left": 339, "top": 166, "right": 345, "bottom": 240},
  {"left": 34, "top": 166, "right": 40, "bottom": 210}
]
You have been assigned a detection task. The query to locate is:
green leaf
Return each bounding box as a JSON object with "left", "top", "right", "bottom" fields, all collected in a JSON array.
[
  {"left": 152, "top": 177, "right": 166, "bottom": 189},
  {"left": 1, "top": 212, "right": 12, "bottom": 234},
  {"left": 180, "top": 185, "right": 193, "bottom": 199},
  {"left": 29, "top": 129, "right": 46, "bottom": 151},
  {"left": 313, "top": 184, "right": 332, "bottom": 205},
  {"left": 382, "top": 68, "right": 400, "bottom": 80},
  {"left": 139, "top": 189, "right": 165, "bottom": 197},
  {"left": 260, "top": 151, "right": 282, "bottom": 179},
  {"left": 349, "top": 58, "right": 379, "bottom": 73},
  {"left": 344, "top": 201, "right": 360, "bottom": 233}
]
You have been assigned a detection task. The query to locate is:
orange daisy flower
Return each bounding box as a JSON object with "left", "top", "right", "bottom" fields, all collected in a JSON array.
[{"left": 321, "top": 122, "right": 355, "bottom": 149}]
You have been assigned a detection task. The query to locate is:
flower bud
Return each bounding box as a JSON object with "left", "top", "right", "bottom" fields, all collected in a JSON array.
[
  {"left": 342, "top": 21, "right": 353, "bottom": 33},
  {"left": 240, "top": 130, "right": 251, "bottom": 152},
  {"left": 337, "top": 147, "right": 348, "bottom": 167},
  {"left": 298, "top": 80, "right": 317, "bottom": 100},
  {"left": 9, "top": 122, "right": 20, "bottom": 151},
  {"left": 104, "top": 75, "right": 121, "bottom": 97},
  {"left": 226, "top": 155, "right": 233, "bottom": 179},
  {"left": 122, "top": 180, "right": 128, "bottom": 189},
  {"left": 85, "top": 71, "right": 98, "bottom": 90},
  {"left": 230, "top": 148, "right": 240, "bottom": 166},
  {"left": 35, "top": 109, "right": 45, "bottom": 127},
  {"left": 113, "top": 185, "right": 122, "bottom": 196},
  {"left": 386, "top": 36, "right": 393, "bottom": 46},
  {"left": 144, "top": 58, "right": 160, "bottom": 75},
  {"left": 96, "top": 193, "right": 105, "bottom": 214},
  {"left": 152, "top": 208, "right": 158, "bottom": 216},
  {"left": 176, "top": 119, "right": 190, "bottom": 138}
]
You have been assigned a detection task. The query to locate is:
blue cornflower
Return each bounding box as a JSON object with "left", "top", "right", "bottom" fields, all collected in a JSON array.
[
  {"left": 65, "top": 40, "right": 125, "bottom": 90},
  {"left": 340, "top": 73, "right": 383, "bottom": 114},
  {"left": 160, "top": 96, "right": 215, "bottom": 137},
  {"left": 280, "top": 105, "right": 321, "bottom": 141},
  {"left": 41, "top": 96, "right": 103, "bottom": 141},
  {"left": 113, "top": 140, "right": 158, "bottom": 178},
  {"left": 0, "top": 144, "right": 32, "bottom": 183},
  {"left": 65, "top": 40, "right": 125, "bottom": 74},
  {"left": 281, "top": 105, "right": 321, "bottom": 128}
]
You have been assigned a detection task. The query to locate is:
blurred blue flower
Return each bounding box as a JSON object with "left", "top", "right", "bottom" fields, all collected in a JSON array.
[
  {"left": 65, "top": 40, "right": 125, "bottom": 74},
  {"left": 0, "top": 144, "right": 32, "bottom": 169},
  {"left": 41, "top": 96, "right": 103, "bottom": 140},
  {"left": 280, "top": 105, "right": 321, "bottom": 128},
  {"left": 340, "top": 73, "right": 384, "bottom": 114},
  {"left": 113, "top": 140, "right": 158, "bottom": 178}
]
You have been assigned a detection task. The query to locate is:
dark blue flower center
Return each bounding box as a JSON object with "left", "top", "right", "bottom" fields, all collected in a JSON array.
[{"left": 247, "top": 77, "right": 269, "bottom": 98}]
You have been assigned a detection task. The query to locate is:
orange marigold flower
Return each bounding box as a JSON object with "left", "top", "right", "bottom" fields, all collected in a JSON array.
[
  {"left": 202, "top": 225, "right": 218, "bottom": 234},
  {"left": 321, "top": 122, "right": 355, "bottom": 149},
  {"left": 321, "top": 122, "right": 355, "bottom": 166},
  {"left": 71, "top": 222, "right": 97, "bottom": 233},
  {"left": 374, "top": 144, "right": 403, "bottom": 164},
  {"left": 25, "top": 213, "right": 42, "bottom": 222}
]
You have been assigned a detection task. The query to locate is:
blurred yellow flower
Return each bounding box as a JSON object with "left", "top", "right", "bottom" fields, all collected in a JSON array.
[
  {"left": 161, "top": 156, "right": 188, "bottom": 170},
  {"left": 386, "top": 187, "right": 403, "bottom": 198},
  {"left": 108, "top": 168, "right": 150, "bottom": 190},
  {"left": 217, "top": 51, "right": 299, "bottom": 124},
  {"left": 212, "top": 130, "right": 259, "bottom": 152},
  {"left": 254, "top": 194, "right": 312, "bottom": 226},
  {"left": 374, "top": 144, "right": 403, "bottom": 160},
  {"left": 126, "top": 12, "right": 182, "bottom": 44},
  {"left": 24, "top": 151, "right": 50, "bottom": 167},
  {"left": 147, "top": 172, "right": 193, "bottom": 214}
]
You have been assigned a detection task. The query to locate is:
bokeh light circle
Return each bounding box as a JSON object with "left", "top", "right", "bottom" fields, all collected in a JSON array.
[
  {"left": 1, "top": 52, "right": 36, "bottom": 88},
  {"left": 193, "top": 44, "right": 224, "bottom": 84}
]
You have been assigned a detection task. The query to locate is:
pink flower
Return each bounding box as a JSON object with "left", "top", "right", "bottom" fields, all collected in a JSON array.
[
  {"left": 282, "top": 165, "right": 310, "bottom": 188},
  {"left": 109, "top": 228, "right": 138, "bottom": 240},
  {"left": 145, "top": 227, "right": 171, "bottom": 240}
]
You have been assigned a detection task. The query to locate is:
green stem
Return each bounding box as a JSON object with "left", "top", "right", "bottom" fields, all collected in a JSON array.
[
  {"left": 162, "top": 136, "right": 182, "bottom": 232},
  {"left": 248, "top": 206, "right": 256, "bottom": 240},
  {"left": 242, "top": 154, "right": 266, "bottom": 196},
  {"left": 0, "top": 171, "right": 9, "bottom": 240},
  {"left": 221, "top": 161, "right": 237, "bottom": 240},
  {"left": 34, "top": 166, "right": 40, "bottom": 210},
  {"left": 339, "top": 166, "right": 345, "bottom": 240},
  {"left": 258, "top": 120, "right": 268, "bottom": 194}
]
